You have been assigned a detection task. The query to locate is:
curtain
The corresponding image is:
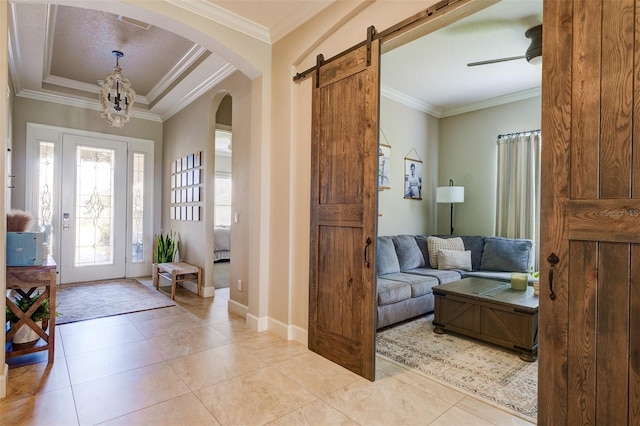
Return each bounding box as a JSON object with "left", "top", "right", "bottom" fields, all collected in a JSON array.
[{"left": 495, "top": 130, "right": 541, "bottom": 267}]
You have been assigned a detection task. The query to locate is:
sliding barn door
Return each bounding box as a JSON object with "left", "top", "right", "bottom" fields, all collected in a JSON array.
[
  {"left": 308, "top": 38, "right": 380, "bottom": 380},
  {"left": 540, "top": 0, "right": 640, "bottom": 423}
]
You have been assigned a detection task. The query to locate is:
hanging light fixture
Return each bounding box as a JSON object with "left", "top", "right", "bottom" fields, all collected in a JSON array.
[{"left": 99, "top": 50, "right": 136, "bottom": 128}]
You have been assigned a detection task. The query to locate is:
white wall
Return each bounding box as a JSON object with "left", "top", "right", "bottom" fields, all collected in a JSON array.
[
  {"left": 438, "top": 96, "right": 542, "bottom": 236},
  {"left": 378, "top": 96, "right": 439, "bottom": 236}
]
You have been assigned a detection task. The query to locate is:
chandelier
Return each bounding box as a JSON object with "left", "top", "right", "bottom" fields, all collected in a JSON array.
[{"left": 99, "top": 50, "right": 136, "bottom": 128}]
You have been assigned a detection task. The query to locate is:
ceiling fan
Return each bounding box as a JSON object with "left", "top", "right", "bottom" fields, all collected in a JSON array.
[{"left": 467, "top": 24, "right": 542, "bottom": 67}]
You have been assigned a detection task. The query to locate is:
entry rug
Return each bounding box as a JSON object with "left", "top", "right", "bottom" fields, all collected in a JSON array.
[
  {"left": 376, "top": 315, "right": 537, "bottom": 421},
  {"left": 55, "top": 278, "right": 176, "bottom": 324}
]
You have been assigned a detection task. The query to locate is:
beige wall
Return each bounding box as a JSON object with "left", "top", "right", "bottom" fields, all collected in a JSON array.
[
  {"left": 162, "top": 71, "right": 252, "bottom": 307},
  {"left": 378, "top": 96, "right": 439, "bottom": 236},
  {"left": 438, "top": 96, "right": 542, "bottom": 236}
]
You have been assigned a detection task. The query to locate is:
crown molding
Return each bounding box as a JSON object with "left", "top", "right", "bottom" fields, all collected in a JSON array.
[
  {"left": 441, "top": 87, "right": 541, "bottom": 118},
  {"left": 146, "top": 44, "right": 208, "bottom": 103},
  {"left": 161, "top": 63, "right": 237, "bottom": 121},
  {"left": 41, "top": 75, "right": 150, "bottom": 105},
  {"left": 381, "top": 85, "right": 442, "bottom": 118},
  {"left": 17, "top": 89, "right": 162, "bottom": 122},
  {"left": 165, "top": 0, "right": 270, "bottom": 44},
  {"left": 381, "top": 85, "right": 542, "bottom": 119},
  {"left": 7, "top": 3, "right": 23, "bottom": 95}
]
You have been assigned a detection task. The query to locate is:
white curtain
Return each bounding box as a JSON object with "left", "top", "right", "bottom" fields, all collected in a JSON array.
[{"left": 495, "top": 130, "right": 541, "bottom": 267}]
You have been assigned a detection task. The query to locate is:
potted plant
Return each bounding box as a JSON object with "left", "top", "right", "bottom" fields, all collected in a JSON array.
[
  {"left": 154, "top": 231, "right": 179, "bottom": 263},
  {"left": 6, "top": 291, "right": 58, "bottom": 346}
]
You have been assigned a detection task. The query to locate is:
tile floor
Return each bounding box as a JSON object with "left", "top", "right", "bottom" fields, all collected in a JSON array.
[{"left": 1, "top": 281, "right": 535, "bottom": 425}]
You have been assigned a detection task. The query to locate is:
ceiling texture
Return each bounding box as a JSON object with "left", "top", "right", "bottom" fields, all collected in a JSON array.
[{"left": 8, "top": 0, "right": 542, "bottom": 124}]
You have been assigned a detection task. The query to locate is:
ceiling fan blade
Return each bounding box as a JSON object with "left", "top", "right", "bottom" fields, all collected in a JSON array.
[{"left": 467, "top": 55, "right": 525, "bottom": 67}]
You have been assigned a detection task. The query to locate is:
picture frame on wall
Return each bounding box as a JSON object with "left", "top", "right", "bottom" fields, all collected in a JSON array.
[
  {"left": 379, "top": 144, "right": 391, "bottom": 190},
  {"left": 404, "top": 157, "right": 423, "bottom": 200}
]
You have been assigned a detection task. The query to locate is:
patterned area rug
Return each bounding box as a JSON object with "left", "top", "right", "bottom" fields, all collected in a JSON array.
[
  {"left": 55, "top": 278, "right": 176, "bottom": 324},
  {"left": 376, "top": 315, "right": 537, "bottom": 421}
]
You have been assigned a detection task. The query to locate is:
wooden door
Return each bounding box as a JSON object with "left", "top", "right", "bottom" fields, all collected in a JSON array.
[
  {"left": 540, "top": 0, "right": 640, "bottom": 423},
  {"left": 308, "top": 37, "right": 380, "bottom": 380}
]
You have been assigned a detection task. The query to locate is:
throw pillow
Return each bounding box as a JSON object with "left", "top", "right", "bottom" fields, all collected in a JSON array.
[
  {"left": 437, "top": 249, "right": 472, "bottom": 271},
  {"left": 480, "top": 237, "right": 533, "bottom": 272},
  {"left": 392, "top": 235, "right": 425, "bottom": 270},
  {"left": 427, "top": 236, "right": 464, "bottom": 268},
  {"left": 376, "top": 236, "right": 401, "bottom": 275}
]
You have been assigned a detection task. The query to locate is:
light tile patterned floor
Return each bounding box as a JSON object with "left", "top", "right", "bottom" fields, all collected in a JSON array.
[{"left": 1, "top": 282, "right": 535, "bottom": 425}]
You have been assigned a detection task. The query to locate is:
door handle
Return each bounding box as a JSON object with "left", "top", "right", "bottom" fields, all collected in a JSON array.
[
  {"left": 547, "top": 253, "right": 559, "bottom": 300},
  {"left": 364, "top": 237, "right": 372, "bottom": 268}
]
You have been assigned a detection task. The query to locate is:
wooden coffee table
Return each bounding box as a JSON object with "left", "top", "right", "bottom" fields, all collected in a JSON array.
[{"left": 432, "top": 277, "right": 538, "bottom": 361}]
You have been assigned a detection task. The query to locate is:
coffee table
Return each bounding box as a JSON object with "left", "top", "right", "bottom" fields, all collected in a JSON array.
[{"left": 432, "top": 277, "right": 538, "bottom": 361}]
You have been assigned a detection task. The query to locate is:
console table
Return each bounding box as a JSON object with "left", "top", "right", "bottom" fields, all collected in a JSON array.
[
  {"left": 5, "top": 257, "right": 57, "bottom": 364},
  {"left": 432, "top": 277, "right": 538, "bottom": 361}
]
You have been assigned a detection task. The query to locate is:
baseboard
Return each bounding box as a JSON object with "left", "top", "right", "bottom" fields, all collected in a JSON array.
[
  {"left": 266, "top": 317, "right": 289, "bottom": 340},
  {"left": 245, "top": 315, "right": 308, "bottom": 344},
  {"left": 246, "top": 312, "right": 267, "bottom": 332},
  {"left": 228, "top": 299, "right": 248, "bottom": 319},
  {"left": 0, "top": 363, "right": 7, "bottom": 399},
  {"left": 290, "top": 324, "right": 308, "bottom": 345},
  {"left": 201, "top": 286, "right": 215, "bottom": 298}
]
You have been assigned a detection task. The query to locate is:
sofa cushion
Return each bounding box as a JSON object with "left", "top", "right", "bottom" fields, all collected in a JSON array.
[
  {"left": 437, "top": 235, "right": 485, "bottom": 271},
  {"left": 459, "top": 236, "right": 485, "bottom": 271},
  {"left": 392, "top": 235, "right": 425, "bottom": 270},
  {"left": 437, "top": 249, "right": 472, "bottom": 271},
  {"left": 404, "top": 267, "right": 462, "bottom": 284},
  {"left": 480, "top": 237, "right": 533, "bottom": 272},
  {"left": 414, "top": 235, "right": 431, "bottom": 267},
  {"left": 376, "top": 236, "right": 400, "bottom": 275},
  {"left": 427, "top": 236, "right": 464, "bottom": 268},
  {"left": 377, "top": 278, "right": 411, "bottom": 306},
  {"left": 382, "top": 272, "right": 438, "bottom": 298}
]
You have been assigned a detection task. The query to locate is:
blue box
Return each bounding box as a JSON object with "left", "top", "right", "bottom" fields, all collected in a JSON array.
[{"left": 6, "top": 232, "right": 44, "bottom": 266}]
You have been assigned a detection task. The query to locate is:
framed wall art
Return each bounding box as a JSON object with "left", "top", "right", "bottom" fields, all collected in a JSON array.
[
  {"left": 378, "top": 144, "right": 391, "bottom": 190},
  {"left": 404, "top": 157, "right": 423, "bottom": 200}
]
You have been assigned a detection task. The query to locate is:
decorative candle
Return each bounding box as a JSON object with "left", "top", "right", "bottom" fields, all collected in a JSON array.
[{"left": 511, "top": 272, "right": 528, "bottom": 291}]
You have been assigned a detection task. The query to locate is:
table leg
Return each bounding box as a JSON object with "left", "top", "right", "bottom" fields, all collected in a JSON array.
[
  {"left": 171, "top": 270, "right": 178, "bottom": 300},
  {"left": 153, "top": 264, "right": 160, "bottom": 290},
  {"left": 197, "top": 267, "right": 202, "bottom": 297}
]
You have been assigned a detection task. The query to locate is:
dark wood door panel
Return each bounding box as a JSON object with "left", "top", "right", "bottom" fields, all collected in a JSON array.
[
  {"left": 309, "top": 39, "right": 379, "bottom": 381},
  {"left": 541, "top": 0, "right": 640, "bottom": 423}
]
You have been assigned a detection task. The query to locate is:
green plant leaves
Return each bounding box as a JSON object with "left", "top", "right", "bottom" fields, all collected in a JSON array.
[{"left": 154, "top": 231, "right": 179, "bottom": 263}]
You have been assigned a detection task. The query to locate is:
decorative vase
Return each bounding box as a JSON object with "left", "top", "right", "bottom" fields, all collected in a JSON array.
[{"left": 510, "top": 273, "right": 528, "bottom": 291}]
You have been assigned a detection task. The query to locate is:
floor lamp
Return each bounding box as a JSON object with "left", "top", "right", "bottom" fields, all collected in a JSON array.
[{"left": 436, "top": 179, "right": 465, "bottom": 235}]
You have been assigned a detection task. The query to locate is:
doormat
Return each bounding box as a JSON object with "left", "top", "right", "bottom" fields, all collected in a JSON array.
[
  {"left": 55, "top": 278, "right": 176, "bottom": 324},
  {"left": 376, "top": 315, "right": 537, "bottom": 422}
]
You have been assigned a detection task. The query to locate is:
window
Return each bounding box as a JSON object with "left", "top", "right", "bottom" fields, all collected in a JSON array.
[
  {"left": 495, "top": 130, "right": 541, "bottom": 267},
  {"left": 214, "top": 172, "right": 232, "bottom": 226}
]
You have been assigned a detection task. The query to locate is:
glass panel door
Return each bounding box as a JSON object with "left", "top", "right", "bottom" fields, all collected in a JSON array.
[{"left": 59, "top": 134, "right": 127, "bottom": 283}]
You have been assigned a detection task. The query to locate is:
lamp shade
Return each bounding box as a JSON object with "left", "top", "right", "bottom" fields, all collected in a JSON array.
[{"left": 436, "top": 186, "right": 464, "bottom": 203}]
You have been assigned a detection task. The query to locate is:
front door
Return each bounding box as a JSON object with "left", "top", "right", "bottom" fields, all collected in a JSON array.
[
  {"left": 308, "top": 36, "right": 380, "bottom": 381},
  {"left": 59, "top": 134, "right": 127, "bottom": 283},
  {"left": 539, "top": 0, "right": 640, "bottom": 423}
]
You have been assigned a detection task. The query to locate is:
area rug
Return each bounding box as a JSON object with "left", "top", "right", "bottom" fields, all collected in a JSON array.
[
  {"left": 376, "top": 315, "right": 537, "bottom": 421},
  {"left": 55, "top": 278, "right": 176, "bottom": 324}
]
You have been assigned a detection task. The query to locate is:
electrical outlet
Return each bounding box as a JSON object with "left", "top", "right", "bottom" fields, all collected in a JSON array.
[{"left": 237, "top": 279, "right": 242, "bottom": 291}]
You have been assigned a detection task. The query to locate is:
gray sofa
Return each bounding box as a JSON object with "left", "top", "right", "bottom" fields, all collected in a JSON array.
[{"left": 376, "top": 234, "right": 534, "bottom": 329}]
